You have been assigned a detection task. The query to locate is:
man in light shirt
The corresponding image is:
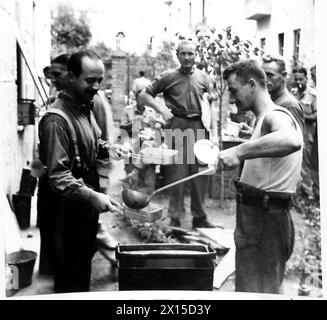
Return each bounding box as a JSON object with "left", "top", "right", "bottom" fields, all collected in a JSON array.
[
  {"left": 132, "top": 71, "right": 151, "bottom": 114},
  {"left": 219, "top": 59, "right": 303, "bottom": 294}
]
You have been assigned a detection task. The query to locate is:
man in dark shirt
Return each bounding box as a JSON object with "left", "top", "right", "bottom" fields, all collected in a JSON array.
[
  {"left": 38, "top": 50, "right": 128, "bottom": 293},
  {"left": 139, "top": 40, "right": 217, "bottom": 229},
  {"left": 261, "top": 55, "right": 304, "bottom": 134},
  {"left": 38, "top": 53, "right": 120, "bottom": 278}
]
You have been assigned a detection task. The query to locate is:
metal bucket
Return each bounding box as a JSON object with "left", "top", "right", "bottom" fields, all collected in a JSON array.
[{"left": 6, "top": 250, "right": 37, "bottom": 289}]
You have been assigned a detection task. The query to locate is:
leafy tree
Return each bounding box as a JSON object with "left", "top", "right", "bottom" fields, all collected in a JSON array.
[
  {"left": 193, "top": 26, "right": 259, "bottom": 138},
  {"left": 125, "top": 40, "right": 178, "bottom": 94},
  {"left": 287, "top": 198, "right": 322, "bottom": 293},
  {"left": 154, "top": 40, "right": 178, "bottom": 76},
  {"left": 89, "top": 41, "right": 112, "bottom": 61},
  {"left": 51, "top": 4, "right": 92, "bottom": 56}
]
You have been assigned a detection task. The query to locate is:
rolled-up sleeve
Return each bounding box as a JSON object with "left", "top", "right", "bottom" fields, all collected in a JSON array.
[
  {"left": 39, "top": 116, "right": 94, "bottom": 202},
  {"left": 145, "top": 73, "right": 168, "bottom": 97}
]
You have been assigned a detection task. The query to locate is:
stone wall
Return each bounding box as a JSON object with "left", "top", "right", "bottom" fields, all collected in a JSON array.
[{"left": 110, "top": 51, "right": 127, "bottom": 122}]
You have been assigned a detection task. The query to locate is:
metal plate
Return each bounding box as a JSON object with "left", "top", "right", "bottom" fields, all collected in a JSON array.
[
  {"left": 193, "top": 139, "right": 219, "bottom": 165},
  {"left": 141, "top": 147, "right": 178, "bottom": 165}
]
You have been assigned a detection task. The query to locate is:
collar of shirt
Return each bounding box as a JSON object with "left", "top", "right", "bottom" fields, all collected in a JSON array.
[
  {"left": 59, "top": 90, "right": 94, "bottom": 113},
  {"left": 179, "top": 65, "right": 196, "bottom": 75}
]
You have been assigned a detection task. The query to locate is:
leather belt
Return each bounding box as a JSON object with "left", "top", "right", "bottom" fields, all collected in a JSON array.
[{"left": 236, "top": 193, "right": 292, "bottom": 210}]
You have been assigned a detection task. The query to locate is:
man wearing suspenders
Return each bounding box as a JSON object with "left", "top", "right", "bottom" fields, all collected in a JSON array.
[{"left": 38, "top": 50, "right": 128, "bottom": 293}]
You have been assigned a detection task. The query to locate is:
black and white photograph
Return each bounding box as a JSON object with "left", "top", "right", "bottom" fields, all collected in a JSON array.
[{"left": 0, "top": 0, "right": 325, "bottom": 301}]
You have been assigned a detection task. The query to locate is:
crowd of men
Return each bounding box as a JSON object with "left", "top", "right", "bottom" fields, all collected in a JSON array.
[{"left": 37, "top": 41, "right": 317, "bottom": 295}]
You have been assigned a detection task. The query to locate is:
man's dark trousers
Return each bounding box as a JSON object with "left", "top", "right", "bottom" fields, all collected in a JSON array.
[
  {"left": 164, "top": 116, "right": 209, "bottom": 220},
  {"left": 234, "top": 182, "right": 295, "bottom": 293}
]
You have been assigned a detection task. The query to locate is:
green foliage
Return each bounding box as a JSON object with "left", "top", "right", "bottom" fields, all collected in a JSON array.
[
  {"left": 191, "top": 26, "right": 260, "bottom": 95},
  {"left": 51, "top": 4, "right": 92, "bottom": 56},
  {"left": 154, "top": 40, "right": 178, "bottom": 76},
  {"left": 129, "top": 52, "right": 155, "bottom": 79},
  {"left": 89, "top": 42, "right": 112, "bottom": 61},
  {"left": 125, "top": 40, "right": 178, "bottom": 85},
  {"left": 287, "top": 197, "right": 321, "bottom": 287}
]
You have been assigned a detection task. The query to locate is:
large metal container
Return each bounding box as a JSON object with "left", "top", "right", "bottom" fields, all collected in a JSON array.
[{"left": 116, "top": 243, "right": 217, "bottom": 291}]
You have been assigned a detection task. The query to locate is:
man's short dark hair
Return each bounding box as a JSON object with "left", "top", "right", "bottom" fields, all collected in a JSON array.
[
  {"left": 139, "top": 71, "right": 145, "bottom": 77},
  {"left": 262, "top": 54, "right": 286, "bottom": 74},
  {"left": 293, "top": 67, "right": 307, "bottom": 78},
  {"left": 43, "top": 66, "right": 51, "bottom": 78},
  {"left": 223, "top": 59, "right": 267, "bottom": 88},
  {"left": 68, "top": 50, "right": 102, "bottom": 77},
  {"left": 51, "top": 53, "right": 71, "bottom": 66}
]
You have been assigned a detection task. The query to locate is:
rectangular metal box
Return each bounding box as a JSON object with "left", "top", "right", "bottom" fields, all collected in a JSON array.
[{"left": 116, "top": 243, "right": 217, "bottom": 291}]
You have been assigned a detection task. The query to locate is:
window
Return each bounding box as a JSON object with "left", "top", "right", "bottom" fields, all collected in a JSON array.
[
  {"left": 16, "top": 42, "right": 23, "bottom": 100},
  {"left": 260, "top": 38, "right": 266, "bottom": 56},
  {"left": 293, "top": 29, "right": 301, "bottom": 60},
  {"left": 278, "top": 33, "right": 284, "bottom": 56},
  {"left": 16, "top": 42, "right": 36, "bottom": 125}
]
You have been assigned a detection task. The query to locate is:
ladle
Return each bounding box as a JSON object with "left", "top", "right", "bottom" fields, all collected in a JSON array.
[{"left": 122, "top": 166, "right": 215, "bottom": 210}]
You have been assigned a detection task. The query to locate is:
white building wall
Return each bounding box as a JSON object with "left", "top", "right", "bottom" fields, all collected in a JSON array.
[
  {"left": 0, "top": 0, "right": 20, "bottom": 196},
  {"left": 170, "top": 0, "right": 256, "bottom": 41},
  {"left": 250, "top": 0, "right": 315, "bottom": 69},
  {"left": 0, "top": 0, "right": 51, "bottom": 196}
]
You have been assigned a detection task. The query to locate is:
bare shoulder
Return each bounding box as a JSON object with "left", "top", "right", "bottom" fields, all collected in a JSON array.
[{"left": 262, "top": 106, "right": 296, "bottom": 132}]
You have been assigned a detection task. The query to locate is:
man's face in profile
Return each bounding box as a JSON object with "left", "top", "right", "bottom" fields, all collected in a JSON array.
[
  {"left": 262, "top": 61, "right": 285, "bottom": 95},
  {"left": 50, "top": 63, "right": 69, "bottom": 91}
]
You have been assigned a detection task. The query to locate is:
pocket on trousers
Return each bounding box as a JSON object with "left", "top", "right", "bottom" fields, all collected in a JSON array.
[
  {"left": 234, "top": 227, "right": 259, "bottom": 250},
  {"left": 282, "top": 210, "right": 295, "bottom": 261}
]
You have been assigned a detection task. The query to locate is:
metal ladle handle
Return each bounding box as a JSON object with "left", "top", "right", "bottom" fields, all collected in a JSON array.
[{"left": 148, "top": 166, "right": 216, "bottom": 200}]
